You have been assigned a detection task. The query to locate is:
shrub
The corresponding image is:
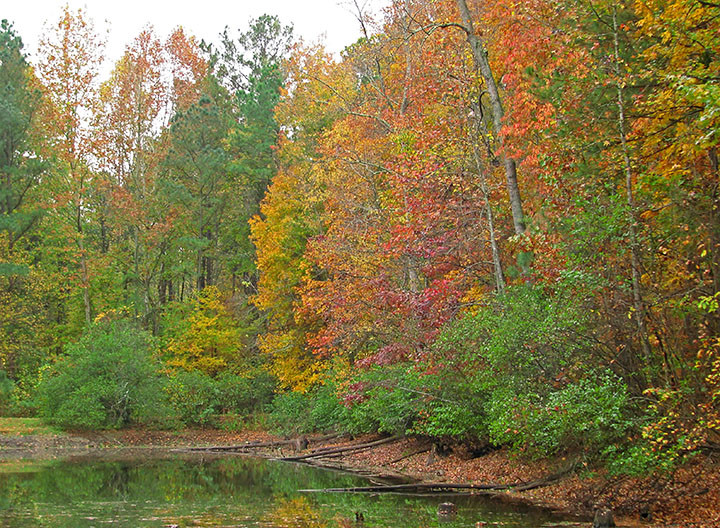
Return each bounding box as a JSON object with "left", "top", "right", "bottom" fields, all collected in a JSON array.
[
  {"left": 216, "top": 368, "right": 276, "bottom": 415},
  {"left": 268, "top": 374, "right": 354, "bottom": 436},
  {"left": 308, "top": 380, "right": 348, "bottom": 432},
  {"left": 269, "top": 390, "right": 313, "bottom": 436},
  {"left": 339, "top": 366, "right": 424, "bottom": 436},
  {"left": 165, "top": 366, "right": 276, "bottom": 426},
  {"left": 413, "top": 401, "right": 484, "bottom": 439},
  {"left": 165, "top": 369, "right": 220, "bottom": 426},
  {"left": 486, "top": 372, "right": 633, "bottom": 457},
  {"left": 415, "top": 280, "right": 640, "bottom": 457},
  {"left": 0, "top": 370, "right": 14, "bottom": 415},
  {"left": 37, "top": 320, "right": 171, "bottom": 429}
]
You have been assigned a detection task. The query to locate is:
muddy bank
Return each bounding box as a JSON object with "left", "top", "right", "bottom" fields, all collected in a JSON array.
[
  {"left": 193, "top": 433, "right": 719, "bottom": 528},
  {"left": 2, "top": 429, "right": 718, "bottom": 527},
  {"left": 0, "top": 428, "right": 275, "bottom": 461},
  {"left": 327, "top": 436, "right": 719, "bottom": 528}
]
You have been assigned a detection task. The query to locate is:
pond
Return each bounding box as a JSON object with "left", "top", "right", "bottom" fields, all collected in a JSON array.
[{"left": 0, "top": 453, "right": 584, "bottom": 527}]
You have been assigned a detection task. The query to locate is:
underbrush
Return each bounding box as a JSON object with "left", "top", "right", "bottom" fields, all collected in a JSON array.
[{"left": 263, "top": 282, "right": 697, "bottom": 477}]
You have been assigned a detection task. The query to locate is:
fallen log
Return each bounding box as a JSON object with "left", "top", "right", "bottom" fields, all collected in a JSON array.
[
  {"left": 184, "top": 440, "right": 291, "bottom": 451},
  {"left": 184, "top": 432, "right": 343, "bottom": 452},
  {"left": 299, "top": 459, "right": 578, "bottom": 494},
  {"left": 299, "top": 482, "right": 511, "bottom": 493},
  {"left": 278, "top": 436, "right": 399, "bottom": 462},
  {"left": 512, "top": 458, "right": 578, "bottom": 492}
]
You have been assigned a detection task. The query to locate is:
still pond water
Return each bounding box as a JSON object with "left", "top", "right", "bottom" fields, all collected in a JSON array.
[{"left": 0, "top": 453, "right": 583, "bottom": 527}]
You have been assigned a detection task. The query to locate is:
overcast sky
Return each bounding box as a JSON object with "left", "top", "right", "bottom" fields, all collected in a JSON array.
[{"left": 3, "top": 0, "right": 386, "bottom": 71}]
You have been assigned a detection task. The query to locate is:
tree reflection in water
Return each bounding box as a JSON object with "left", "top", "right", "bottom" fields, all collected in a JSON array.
[{"left": 0, "top": 455, "right": 578, "bottom": 527}]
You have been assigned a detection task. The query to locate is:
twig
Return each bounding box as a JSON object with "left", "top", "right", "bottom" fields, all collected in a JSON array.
[{"left": 389, "top": 446, "right": 432, "bottom": 464}]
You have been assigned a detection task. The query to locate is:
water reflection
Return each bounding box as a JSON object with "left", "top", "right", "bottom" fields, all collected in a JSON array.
[{"left": 0, "top": 454, "right": 578, "bottom": 527}]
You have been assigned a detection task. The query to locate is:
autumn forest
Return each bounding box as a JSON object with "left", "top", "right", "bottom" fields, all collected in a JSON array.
[{"left": 1, "top": 0, "right": 719, "bottom": 478}]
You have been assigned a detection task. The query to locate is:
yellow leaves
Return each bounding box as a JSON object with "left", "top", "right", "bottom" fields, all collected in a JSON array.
[
  {"left": 163, "top": 286, "right": 246, "bottom": 377},
  {"left": 0, "top": 264, "right": 62, "bottom": 375},
  {"left": 264, "top": 497, "right": 325, "bottom": 528},
  {"left": 259, "top": 330, "right": 325, "bottom": 392}
]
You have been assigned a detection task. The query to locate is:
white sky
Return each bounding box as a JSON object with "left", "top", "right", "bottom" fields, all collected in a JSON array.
[{"left": 3, "top": 0, "right": 386, "bottom": 72}]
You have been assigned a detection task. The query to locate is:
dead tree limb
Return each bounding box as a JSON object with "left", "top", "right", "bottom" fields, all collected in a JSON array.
[
  {"left": 389, "top": 446, "right": 432, "bottom": 464},
  {"left": 299, "top": 482, "right": 511, "bottom": 493},
  {"left": 184, "top": 433, "right": 343, "bottom": 452},
  {"left": 299, "top": 459, "right": 577, "bottom": 493},
  {"left": 278, "top": 436, "right": 399, "bottom": 462}
]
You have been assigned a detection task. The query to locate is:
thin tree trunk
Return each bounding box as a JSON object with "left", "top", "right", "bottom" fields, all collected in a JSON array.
[
  {"left": 79, "top": 238, "right": 92, "bottom": 325},
  {"left": 708, "top": 148, "right": 720, "bottom": 298},
  {"left": 612, "top": 9, "right": 652, "bottom": 362},
  {"left": 133, "top": 227, "right": 142, "bottom": 318},
  {"left": 472, "top": 141, "right": 505, "bottom": 293},
  {"left": 456, "top": 0, "right": 526, "bottom": 236},
  {"left": 73, "top": 171, "right": 92, "bottom": 325}
]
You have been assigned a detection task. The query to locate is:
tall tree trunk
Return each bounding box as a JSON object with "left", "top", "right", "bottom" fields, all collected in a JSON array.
[
  {"left": 455, "top": 0, "right": 526, "bottom": 236},
  {"left": 708, "top": 148, "right": 720, "bottom": 298},
  {"left": 612, "top": 9, "right": 652, "bottom": 363},
  {"left": 74, "top": 170, "right": 92, "bottom": 326},
  {"left": 133, "top": 227, "right": 143, "bottom": 318},
  {"left": 78, "top": 238, "right": 92, "bottom": 325}
]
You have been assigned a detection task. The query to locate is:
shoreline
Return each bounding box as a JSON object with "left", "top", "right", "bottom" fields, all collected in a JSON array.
[{"left": 1, "top": 428, "right": 718, "bottom": 527}]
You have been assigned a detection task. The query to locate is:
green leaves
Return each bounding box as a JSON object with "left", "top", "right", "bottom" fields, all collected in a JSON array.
[{"left": 37, "top": 320, "right": 169, "bottom": 429}]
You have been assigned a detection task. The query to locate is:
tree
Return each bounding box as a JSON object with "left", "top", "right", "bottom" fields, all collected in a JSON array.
[
  {"left": 212, "top": 15, "right": 294, "bottom": 285},
  {"left": 250, "top": 44, "right": 339, "bottom": 391},
  {"left": 36, "top": 6, "right": 105, "bottom": 325},
  {"left": 455, "top": 0, "right": 527, "bottom": 237},
  {"left": 162, "top": 76, "right": 232, "bottom": 292},
  {"left": 0, "top": 19, "right": 45, "bottom": 269},
  {"left": 163, "top": 286, "right": 254, "bottom": 375},
  {"left": 96, "top": 28, "right": 175, "bottom": 327}
]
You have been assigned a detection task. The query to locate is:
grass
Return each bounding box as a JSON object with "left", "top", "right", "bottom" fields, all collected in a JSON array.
[{"left": 0, "top": 417, "right": 62, "bottom": 436}]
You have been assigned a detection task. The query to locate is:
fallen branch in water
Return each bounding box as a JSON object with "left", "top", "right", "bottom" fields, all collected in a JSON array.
[
  {"left": 278, "top": 436, "right": 399, "bottom": 461},
  {"left": 299, "top": 482, "right": 510, "bottom": 493},
  {"left": 299, "top": 459, "right": 578, "bottom": 494},
  {"left": 183, "top": 432, "right": 343, "bottom": 452},
  {"left": 512, "top": 458, "right": 578, "bottom": 491}
]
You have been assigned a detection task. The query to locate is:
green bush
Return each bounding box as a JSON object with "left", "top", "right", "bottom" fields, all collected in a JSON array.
[
  {"left": 603, "top": 438, "right": 686, "bottom": 477},
  {"left": 413, "top": 401, "right": 484, "bottom": 439},
  {"left": 37, "top": 320, "right": 172, "bottom": 429},
  {"left": 269, "top": 390, "right": 313, "bottom": 436},
  {"left": 486, "top": 372, "right": 633, "bottom": 457},
  {"left": 165, "top": 370, "right": 220, "bottom": 426},
  {"left": 268, "top": 376, "right": 352, "bottom": 436},
  {"left": 216, "top": 368, "right": 276, "bottom": 415},
  {"left": 165, "top": 367, "right": 276, "bottom": 426},
  {"left": 340, "top": 366, "right": 424, "bottom": 436},
  {"left": 0, "top": 370, "right": 14, "bottom": 415},
  {"left": 412, "top": 281, "right": 640, "bottom": 457},
  {"left": 308, "top": 380, "right": 348, "bottom": 432}
]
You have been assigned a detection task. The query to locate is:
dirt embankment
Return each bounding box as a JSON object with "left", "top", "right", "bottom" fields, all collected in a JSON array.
[
  {"left": 327, "top": 436, "right": 720, "bottom": 528},
  {"left": 1, "top": 429, "right": 718, "bottom": 528}
]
